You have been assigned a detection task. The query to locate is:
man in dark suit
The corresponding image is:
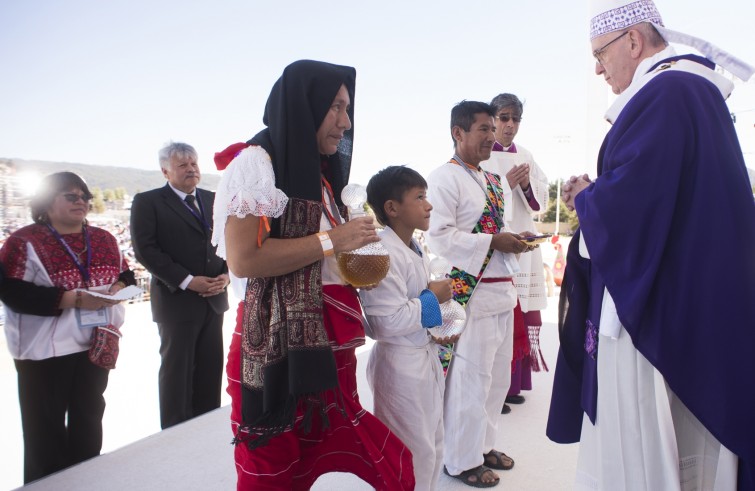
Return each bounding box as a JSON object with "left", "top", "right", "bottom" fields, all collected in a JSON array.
[{"left": 130, "top": 141, "right": 229, "bottom": 429}]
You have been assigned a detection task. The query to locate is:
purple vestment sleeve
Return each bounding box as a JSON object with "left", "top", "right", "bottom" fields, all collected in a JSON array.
[{"left": 523, "top": 187, "right": 540, "bottom": 211}]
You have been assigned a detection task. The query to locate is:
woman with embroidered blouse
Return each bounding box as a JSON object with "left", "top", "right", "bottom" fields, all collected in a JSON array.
[{"left": 0, "top": 171, "right": 135, "bottom": 483}]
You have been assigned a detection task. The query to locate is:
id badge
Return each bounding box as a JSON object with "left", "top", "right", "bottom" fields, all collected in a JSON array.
[{"left": 76, "top": 307, "right": 110, "bottom": 329}]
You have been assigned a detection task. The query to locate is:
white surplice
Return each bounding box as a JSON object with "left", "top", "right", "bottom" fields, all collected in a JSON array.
[
  {"left": 360, "top": 226, "right": 444, "bottom": 491},
  {"left": 425, "top": 161, "right": 518, "bottom": 476},
  {"left": 483, "top": 146, "right": 549, "bottom": 312}
]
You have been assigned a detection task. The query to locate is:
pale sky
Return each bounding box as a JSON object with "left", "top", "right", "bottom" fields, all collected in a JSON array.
[{"left": 1, "top": 0, "right": 754, "bottom": 187}]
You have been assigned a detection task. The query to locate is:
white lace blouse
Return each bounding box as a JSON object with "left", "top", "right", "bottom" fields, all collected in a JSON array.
[
  {"left": 211, "top": 145, "right": 288, "bottom": 260},
  {"left": 212, "top": 145, "right": 343, "bottom": 285}
]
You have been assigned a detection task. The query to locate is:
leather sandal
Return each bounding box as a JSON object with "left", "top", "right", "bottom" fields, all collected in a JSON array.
[
  {"left": 483, "top": 449, "right": 515, "bottom": 470},
  {"left": 444, "top": 465, "right": 500, "bottom": 488}
]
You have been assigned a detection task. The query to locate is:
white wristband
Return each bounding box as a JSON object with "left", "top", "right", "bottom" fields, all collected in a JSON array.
[{"left": 316, "top": 232, "right": 334, "bottom": 257}]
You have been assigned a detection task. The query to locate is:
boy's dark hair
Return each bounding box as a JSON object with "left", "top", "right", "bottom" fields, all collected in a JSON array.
[
  {"left": 366, "top": 166, "right": 427, "bottom": 227},
  {"left": 450, "top": 100, "right": 495, "bottom": 146}
]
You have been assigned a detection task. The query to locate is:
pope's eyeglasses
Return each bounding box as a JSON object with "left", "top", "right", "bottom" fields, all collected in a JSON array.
[{"left": 593, "top": 31, "right": 629, "bottom": 65}]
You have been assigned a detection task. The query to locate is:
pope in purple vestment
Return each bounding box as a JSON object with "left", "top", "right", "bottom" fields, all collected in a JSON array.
[{"left": 547, "top": 52, "right": 755, "bottom": 490}]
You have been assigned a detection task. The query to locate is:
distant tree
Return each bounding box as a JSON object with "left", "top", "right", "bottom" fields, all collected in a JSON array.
[
  {"left": 90, "top": 187, "right": 106, "bottom": 214},
  {"left": 548, "top": 181, "right": 558, "bottom": 202},
  {"left": 543, "top": 200, "right": 575, "bottom": 223},
  {"left": 542, "top": 182, "right": 575, "bottom": 222},
  {"left": 103, "top": 188, "right": 115, "bottom": 202},
  {"left": 115, "top": 187, "right": 127, "bottom": 200}
]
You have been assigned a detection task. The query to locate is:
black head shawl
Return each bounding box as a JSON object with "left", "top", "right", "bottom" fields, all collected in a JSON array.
[{"left": 248, "top": 59, "right": 355, "bottom": 230}]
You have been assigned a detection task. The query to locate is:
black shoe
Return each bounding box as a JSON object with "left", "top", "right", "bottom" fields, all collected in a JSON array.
[
  {"left": 505, "top": 394, "right": 525, "bottom": 405},
  {"left": 501, "top": 404, "right": 511, "bottom": 414}
]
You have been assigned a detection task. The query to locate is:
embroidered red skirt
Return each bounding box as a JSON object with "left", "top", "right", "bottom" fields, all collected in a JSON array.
[{"left": 226, "top": 285, "right": 415, "bottom": 490}]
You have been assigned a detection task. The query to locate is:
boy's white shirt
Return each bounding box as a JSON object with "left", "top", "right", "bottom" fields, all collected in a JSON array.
[
  {"left": 361, "top": 226, "right": 446, "bottom": 491},
  {"left": 360, "top": 226, "right": 433, "bottom": 347}
]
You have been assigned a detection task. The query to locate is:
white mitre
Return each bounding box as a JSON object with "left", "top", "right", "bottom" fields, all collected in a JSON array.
[{"left": 588, "top": 0, "right": 753, "bottom": 81}]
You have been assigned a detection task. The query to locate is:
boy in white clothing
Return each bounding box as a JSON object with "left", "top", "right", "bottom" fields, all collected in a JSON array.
[{"left": 360, "top": 166, "right": 454, "bottom": 491}]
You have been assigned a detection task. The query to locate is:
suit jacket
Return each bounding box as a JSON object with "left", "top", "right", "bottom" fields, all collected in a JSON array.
[{"left": 130, "top": 183, "right": 229, "bottom": 323}]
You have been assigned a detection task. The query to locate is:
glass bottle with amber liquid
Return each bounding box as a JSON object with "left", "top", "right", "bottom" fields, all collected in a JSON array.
[{"left": 336, "top": 184, "right": 390, "bottom": 288}]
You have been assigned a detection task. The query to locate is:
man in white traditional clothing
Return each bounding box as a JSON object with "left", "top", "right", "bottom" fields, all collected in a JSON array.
[
  {"left": 483, "top": 93, "right": 550, "bottom": 413},
  {"left": 360, "top": 165, "right": 454, "bottom": 491},
  {"left": 547, "top": 1, "right": 755, "bottom": 490},
  {"left": 427, "top": 100, "right": 536, "bottom": 488}
]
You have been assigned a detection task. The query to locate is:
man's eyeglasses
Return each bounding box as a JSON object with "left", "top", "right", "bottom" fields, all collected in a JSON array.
[
  {"left": 592, "top": 31, "right": 629, "bottom": 65},
  {"left": 497, "top": 114, "right": 521, "bottom": 123},
  {"left": 61, "top": 193, "right": 92, "bottom": 204}
]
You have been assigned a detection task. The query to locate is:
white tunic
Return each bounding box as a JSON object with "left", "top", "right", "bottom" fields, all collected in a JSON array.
[
  {"left": 360, "top": 226, "right": 444, "bottom": 491},
  {"left": 483, "top": 146, "right": 549, "bottom": 312},
  {"left": 426, "top": 161, "right": 518, "bottom": 475},
  {"left": 425, "top": 162, "right": 519, "bottom": 281}
]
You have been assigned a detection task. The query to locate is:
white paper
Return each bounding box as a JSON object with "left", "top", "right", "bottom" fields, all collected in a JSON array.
[{"left": 78, "top": 285, "right": 143, "bottom": 301}]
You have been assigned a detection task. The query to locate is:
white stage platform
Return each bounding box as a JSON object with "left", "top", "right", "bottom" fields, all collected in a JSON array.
[
  {"left": 4, "top": 278, "right": 577, "bottom": 490},
  {"left": 18, "top": 406, "right": 236, "bottom": 491}
]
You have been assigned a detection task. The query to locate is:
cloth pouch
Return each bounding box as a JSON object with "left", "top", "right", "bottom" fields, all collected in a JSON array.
[{"left": 88, "top": 325, "right": 122, "bottom": 369}]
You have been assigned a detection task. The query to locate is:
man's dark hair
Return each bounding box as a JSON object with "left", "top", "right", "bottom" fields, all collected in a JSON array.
[
  {"left": 490, "top": 93, "right": 524, "bottom": 117},
  {"left": 367, "top": 165, "right": 427, "bottom": 227},
  {"left": 450, "top": 100, "right": 494, "bottom": 146}
]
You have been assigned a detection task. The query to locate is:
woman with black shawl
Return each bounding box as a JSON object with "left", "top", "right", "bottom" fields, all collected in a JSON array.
[{"left": 212, "top": 60, "right": 415, "bottom": 490}]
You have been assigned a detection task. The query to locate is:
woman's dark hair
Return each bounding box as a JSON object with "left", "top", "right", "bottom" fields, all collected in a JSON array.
[
  {"left": 30, "top": 171, "right": 92, "bottom": 224},
  {"left": 367, "top": 165, "right": 427, "bottom": 226}
]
